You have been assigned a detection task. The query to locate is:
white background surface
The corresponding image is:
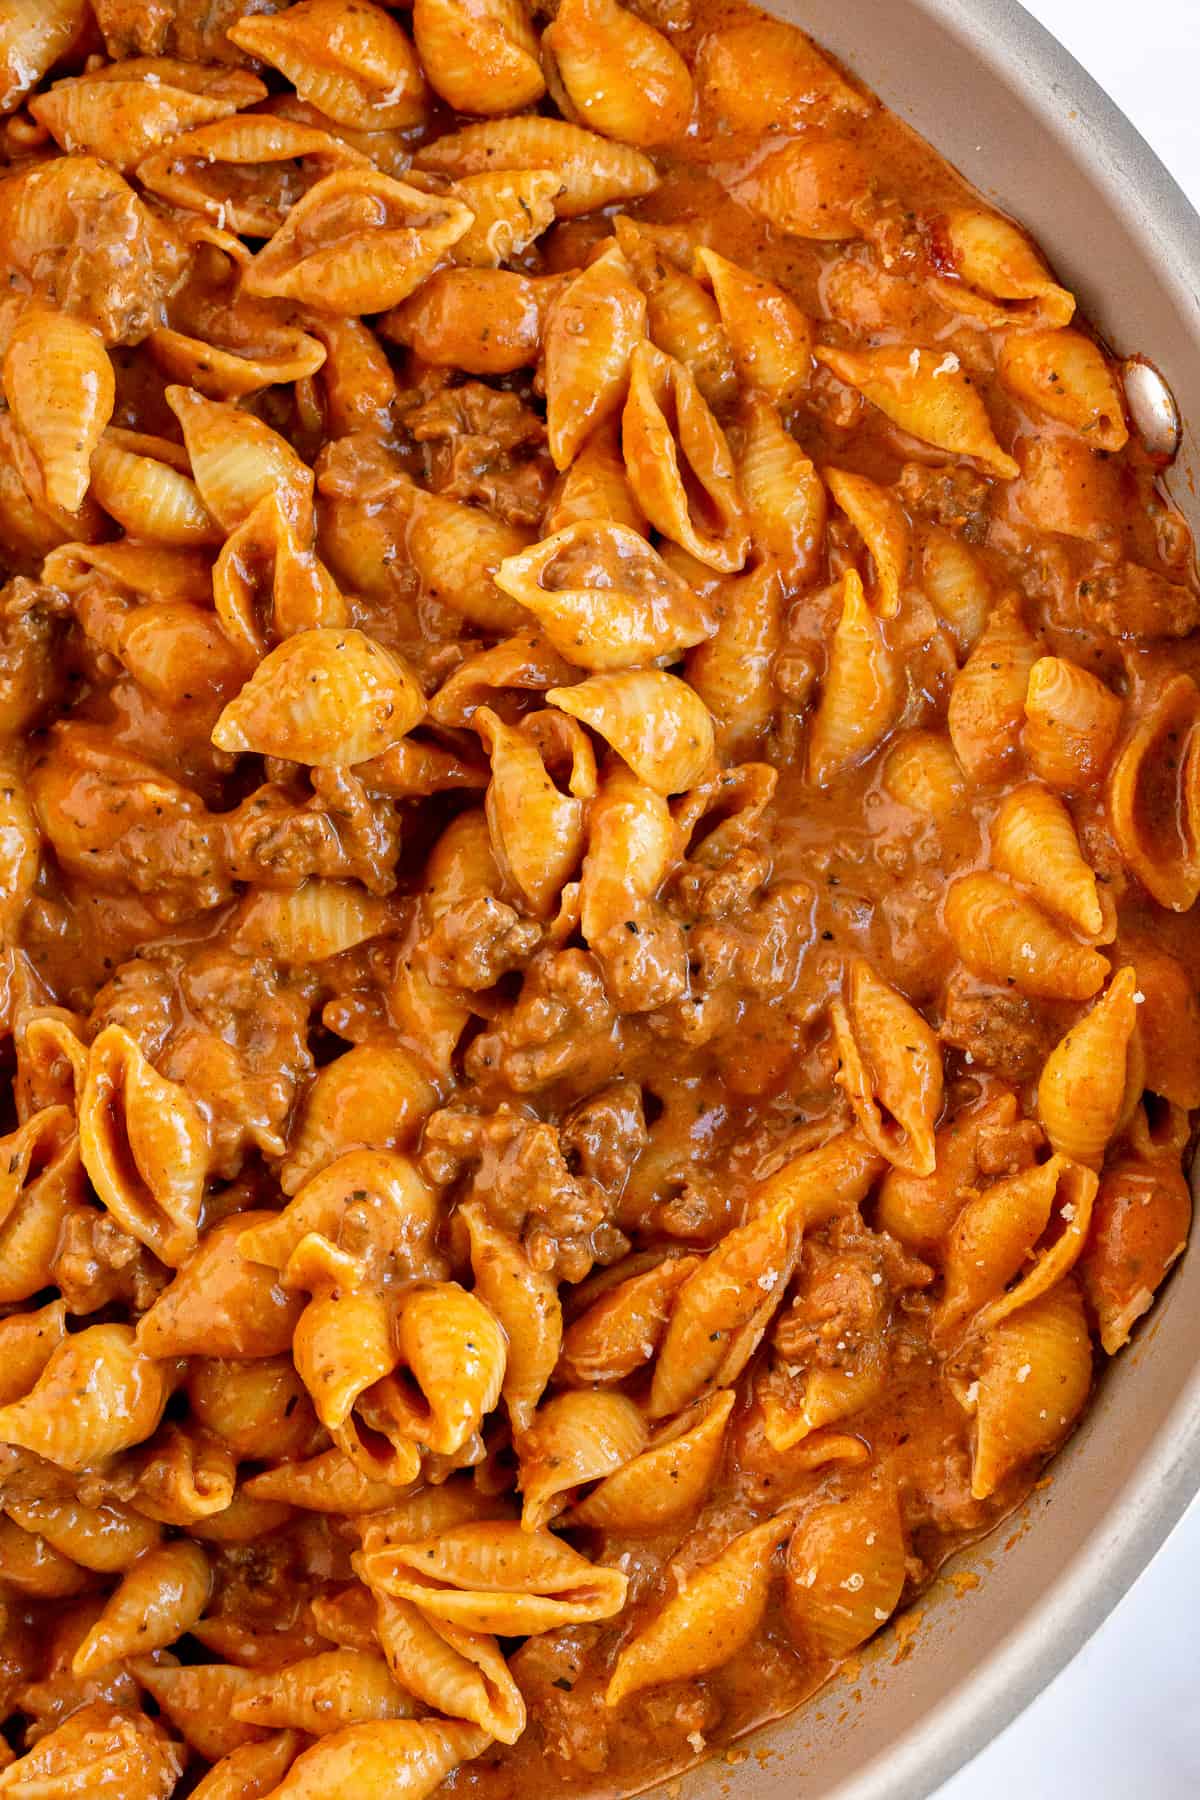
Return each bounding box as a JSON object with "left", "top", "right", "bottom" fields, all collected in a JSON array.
[{"left": 937, "top": 0, "right": 1200, "bottom": 1794}]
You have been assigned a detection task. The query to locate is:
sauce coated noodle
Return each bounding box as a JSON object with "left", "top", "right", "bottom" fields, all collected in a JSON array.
[{"left": 0, "top": 0, "right": 1195, "bottom": 1795}]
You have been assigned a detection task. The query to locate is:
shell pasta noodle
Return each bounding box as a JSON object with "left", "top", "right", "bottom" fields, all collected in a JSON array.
[{"left": 0, "top": 0, "right": 1197, "bottom": 1791}]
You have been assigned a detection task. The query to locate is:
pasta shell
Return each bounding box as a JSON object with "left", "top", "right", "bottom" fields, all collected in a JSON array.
[
  {"left": 384, "top": 1282, "right": 507, "bottom": 1457},
  {"left": 266, "top": 90, "right": 418, "bottom": 177},
  {"left": 999, "top": 328, "right": 1128, "bottom": 451},
  {"left": 229, "top": 0, "right": 428, "bottom": 131},
  {"left": 109, "top": 599, "right": 247, "bottom": 707},
  {"left": 41, "top": 539, "right": 213, "bottom": 605},
  {"left": 384, "top": 264, "right": 563, "bottom": 375},
  {"left": 0, "top": 1087, "right": 76, "bottom": 1231},
  {"left": 0, "top": 752, "right": 39, "bottom": 941},
  {"left": 936, "top": 1153, "right": 1083, "bottom": 1343},
  {"left": 90, "top": 430, "right": 220, "bottom": 547},
  {"left": 0, "top": 154, "right": 187, "bottom": 347},
  {"left": 694, "top": 16, "right": 870, "bottom": 147},
  {"left": 649, "top": 1196, "right": 800, "bottom": 1418},
  {"left": 940, "top": 208, "right": 1074, "bottom": 327},
  {"left": 571, "top": 1389, "right": 735, "bottom": 1531},
  {"left": 415, "top": 116, "right": 658, "bottom": 218},
  {"left": 430, "top": 631, "right": 580, "bottom": 730},
  {"left": 136, "top": 1212, "right": 304, "bottom": 1360},
  {"left": 881, "top": 730, "right": 966, "bottom": 822},
  {"left": 876, "top": 1090, "right": 1025, "bottom": 1251},
  {"left": 293, "top": 316, "right": 393, "bottom": 441},
  {"left": 373, "top": 1592, "right": 525, "bottom": 1743},
  {"left": 0, "top": 0, "right": 89, "bottom": 115},
  {"left": 807, "top": 569, "right": 900, "bottom": 786},
  {"left": 356, "top": 1481, "right": 512, "bottom": 1554},
  {"left": 244, "top": 1447, "right": 404, "bottom": 1516},
  {"left": 966, "top": 1278, "right": 1092, "bottom": 1499},
  {"left": 406, "top": 481, "right": 532, "bottom": 632},
  {"left": 694, "top": 246, "right": 813, "bottom": 409},
  {"left": 167, "top": 386, "right": 313, "bottom": 532},
  {"left": 1106, "top": 672, "right": 1200, "bottom": 910},
  {"left": 149, "top": 321, "right": 328, "bottom": 402},
  {"left": 0, "top": 1117, "right": 80, "bottom": 1308},
  {"left": 255, "top": 1718, "right": 489, "bottom": 1799},
  {"left": 189, "top": 1733, "right": 303, "bottom": 1800},
  {"left": 3, "top": 304, "right": 113, "bottom": 514},
  {"left": 943, "top": 872, "right": 1109, "bottom": 1000},
  {"left": 1037, "top": 967, "right": 1140, "bottom": 1167},
  {"left": 518, "top": 1391, "right": 647, "bottom": 1529},
  {"left": 72, "top": 1541, "right": 211, "bottom": 1677},
  {"left": 495, "top": 521, "right": 714, "bottom": 669},
  {"left": 1119, "top": 944, "right": 1200, "bottom": 1109},
  {"left": 16, "top": 1016, "right": 88, "bottom": 1121},
  {"left": 461, "top": 1202, "right": 562, "bottom": 1436},
  {"left": 920, "top": 523, "right": 990, "bottom": 654},
  {"left": 230, "top": 881, "right": 396, "bottom": 965},
  {"left": 138, "top": 115, "right": 366, "bottom": 237},
  {"left": 543, "top": 0, "right": 693, "bottom": 147},
  {"left": 762, "top": 1340, "right": 887, "bottom": 1449},
  {"left": 80, "top": 1024, "right": 207, "bottom": 1267},
  {"left": 614, "top": 218, "right": 735, "bottom": 409},
  {"left": 749, "top": 1128, "right": 885, "bottom": 1231},
  {"left": 282, "top": 1055, "right": 438, "bottom": 1195},
  {"left": 559, "top": 1255, "right": 698, "bottom": 1385},
  {"left": 5, "top": 1490, "right": 159, "bottom": 1575},
  {"left": 0, "top": 408, "right": 102, "bottom": 567},
  {"left": 214, "top": 493, "right": 347, "bottom": 663},
  {"left": 991, "top": 783, "right": 1113, "bottom": 940},
  {"left": 0, "top": 1322, "right": 173, "bottom": 1469},
  {"left": 184, "top": 1355, "right": 312, "bottom": 1463},
  {"left": 356, "top": 737, "right": 488, "bottom": 800},
  {"left": 784, "top": 1483, "right": 906, "bottom": 1661},
  {"left": 825, "top": 466, "right": 909, "bottom": 618},
  {"left": 0, "top": 1702, "right": 182, "bottom": 1799},
  {"left": 741, "top": 134, "right": 876, "bottom": 240},
  {"left": 685, "top": 560, "right": 783, "bottom": 756},
  {"left": 1024, "top": 655, "right": 1123, "bottom": 791},
  {"left": 241, "top": 1152, "right": 439, "bottom": 1291},
  {"left": 0, "top": 1296, "right": 67, "bottom": 1408},
  {"left": 1080, "top": 1156, "right": 1193, "bottom": 1355},
  {"left": 358, "top": 1521, "right": 628, "bottom": 1634},
  {"left": 450, "top": 170, "right": 561, "bottom": 268},
  {"left": 242, "top": 170, "right": 473, "bottom": 314},
  {"left": 947, "top": 593, "right": 1041, "bottom": 784},
  {"left": 544, "top": 416, "right": 648, "bottom": 536},
  {"left": 579, "top": 762, "right": 688, "bottom": 1009},
  {"left": 543, "top": 243, "right": 647, "bottom": 472},
  {"left": 605, "top": 1512, "right": 794, "bottom": 1706},
  {"left": 831, "top": 959, "right": 943, "bottom": 1176},
  {"left": 413, "top": 0, "right": 543, "bottom": 113},
  {"left": 231, "top": 1648, "right": 418, "bottom": 1735},
  {"left": 623, "top": 342, "right": 749, "bottom": 571},
  {"left": 548, "top": 670, "right": 715, "bottom": 796},
  {"left": 212, "top": 628, "right": 425, "bottom": 765},
  {"left": 475, "top": 705, "right": 593, "bottom": 917},
  {"left": 30, "top": 61, "right": 266, "bottom": 170},
  {"left": 293, "top": 1286, "right": 398, "bottom": 1432},
  {"left": 815, "top": 343, "right": 1020, "bottom": 479},
  {"left": 122, "top": 1421, "right": 237, "bottom": 1526},
  {"left": 739, "top": 397, "right": 826, "bottom": 588},
  {"left": 0, "top": 1512, "right": 90, "bottom": 1597},
  {"left": 127, "top": 1660, "right": 264, "bottom": 1762}
]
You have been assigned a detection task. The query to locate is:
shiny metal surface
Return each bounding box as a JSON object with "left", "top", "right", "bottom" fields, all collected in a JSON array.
[
  {"left": 678, "top": 3, "right": 1200, "bottom": 1794},
  {"left": 1123, "top": 358, "right": 1182, "bottom": 462}
]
